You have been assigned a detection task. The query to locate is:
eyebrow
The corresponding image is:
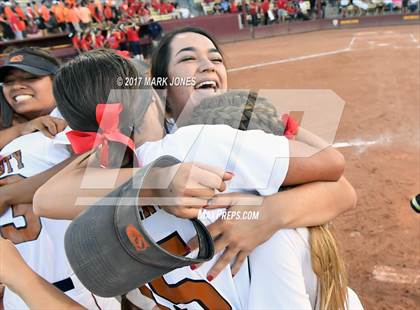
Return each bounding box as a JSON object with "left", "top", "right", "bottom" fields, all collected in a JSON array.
[{"left": 175, "top": 47, "right": 221, "bottom": 56}]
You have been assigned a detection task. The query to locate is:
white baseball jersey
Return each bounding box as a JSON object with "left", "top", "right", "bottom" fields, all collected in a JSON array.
[
  {"left": 133, "top": 124, "right": 363, "bottom": 310},
  {"left": 131, "top": 124, "right": 290, "bottom": 309},
  {"left": 248, "top": 227, "right": 364, "bottom": 309},
  {"left": 0, "top": 109, "right": 119, "bottom": 310}
]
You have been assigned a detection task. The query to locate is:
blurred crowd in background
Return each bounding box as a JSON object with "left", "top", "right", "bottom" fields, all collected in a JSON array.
[{"left": 1, "top": 0, "right": 418, "bottom": 42}]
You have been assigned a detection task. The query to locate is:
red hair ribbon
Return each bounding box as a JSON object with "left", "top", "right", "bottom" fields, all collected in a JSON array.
[
  {"left": 116, "top": 50, "right": 131, "bottom": 59},
  {"left": 281, "top": 114, "right": 299, "bottom": 139},
  {"left": 66, "top": 103, "right": 138, "bottom": 168}
]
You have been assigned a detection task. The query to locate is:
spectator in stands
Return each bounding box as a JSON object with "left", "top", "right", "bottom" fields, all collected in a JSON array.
[
  {"left": 52, "top": 1, "right": 67, "bottom": 32},
  {"left": 25, "top": 3, "right": 36, "bottom": 20},
  {"left": 287, "top": 1, "right": 298, "bottom": 19},
  {"left": 106, "top": 27, "right": 122, "bottom": 50},
  {"left": 0, "top": 14, "right": 15, "bottom": 40},
  {"left": 230, "top": 0, "right": 239, "bottom": 13},
  {"left": 261, "top": 0, "right": 271, "bottom": 25},
  {"left": 75, "top": 2, "right": 92, "bottom": 30},
  {"left": 340, "top": 0, "right": 350, "bottom": 17},
  {"left": 104, "top": 3, "right": 114, "bottom": 22},
  {"left": 277, "top": 0, "right": 288, "bottom": 22},
  {"left": 126, "top": 23, "right": 143, "bottom": 59},
  {"left": 249, "top": 0, "right": 259, "bottom": 26},
  {"left": 46, "top": 12, "right": 59, "bottom": 34},
  {"left": 65, "top": 3, "right": 80, "bottom": 33},
  {"left": 297, "top": 0, "right": 311, "bottom": 20},
  {"left": 40, "top": 0, "right": 50, "bottom": 25},
  {"left": 213, "top": 2, "right": 223, "bottom": 14},
  {"left": 160, "top": 0, "right": 169, "bottom": 15},
  {"left": 178, "top": 5, "right": 191, "bottom": 18},
  {"left": 148, "top": 18, "right": 163, "bottom": 47},
  {"left": 221, "top": 0, "right": 231, "bottom": 12},
  {"left": 408, "top": 0, "right": 418, "bottom": 11},
  {"left": 402, "top": 0, "right": 409, "bottom": 12}
]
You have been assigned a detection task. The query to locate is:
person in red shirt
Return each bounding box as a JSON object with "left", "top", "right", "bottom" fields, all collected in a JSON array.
[
  {"left": 17, "top": 17, "right": 27, "bottom": 38},
  {"left": 277, "top": 0, "right": 288, "bottom": 22},
  {"left": 15, "top": 5, "right": 26, "bottom": 21},
  {"left": 167, "top": 2, "right": 175, "bottom": 13},
  {"left": 104, "top": 4, "right": 113, "bottom": 21},
  {"left": 151, "top": 0, "right": 160, "bottom": 11},
  {"left": 79, "top": 31, "right": 91, "bottom": 51},
  {"left": 119, "top": 0, "right": 129, "bottom": 14},
  {"left": 93, "top": 30, "right": 105, "bottom": 49},
  {"left": 261, "top": 0, "right": 270, "bottom": 25},
  {"left": 106, "top": 29, "right": 120, "bottom": 49},
  {"left": 126, "top": 24, "right": 142, "bottom": 59},
  {"left": 286, "top": 1, "right": 297, "bottom": 19},
  {"left": 4, "top": 5, "right": 14, "bottom": 19},
  {"left": 249, "top": 0, "right": 259, "bottom": 26},
  {"left": 7, "top": 12, "right": 22, "bottom": 39},
  {"left": 127, "top": 5, "right": 136, "bottom": 17},
  {"left": 230, "top": 0, "right": 238, "bottom": 13},
  {"left": 117, "top": 27, "right": 128, "bottom": 51},
  {"left": 159, "top": 1, "right": 168, "bottom": 14},
  {"left": 71, "top": 32, "right": 81, "bottom": 52}
]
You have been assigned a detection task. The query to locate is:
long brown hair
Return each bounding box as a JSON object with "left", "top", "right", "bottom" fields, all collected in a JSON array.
[
  {"left": 188, "top": 91, "right": 348, "bottom": 310},
  {"left": 54, "top": 48, "right": 152, "bottom": 168}
]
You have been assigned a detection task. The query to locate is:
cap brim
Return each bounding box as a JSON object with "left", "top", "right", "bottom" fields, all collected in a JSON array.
[
  {"left": 0, "top": 64, "right": 52, "bottom": 82},
  {"left": 65, "top": 199, "right": 178, "bottom": 297},
  {"left": 65, "top": 157, "right": 214, "bottom": 297}
]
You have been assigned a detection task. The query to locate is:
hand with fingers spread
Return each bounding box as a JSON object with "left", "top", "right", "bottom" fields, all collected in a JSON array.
[
  {"left": 187, "top": 192, "right": 273, "bottom": 280},
  {"left": 19, "top": 115, "right": 67, "bottom": 138},
  {"left": 187, "top": 176, "right": 356, "bottom": 281},
  {"left": 150, "top": 162, "right": 234, "bottom": 219}
]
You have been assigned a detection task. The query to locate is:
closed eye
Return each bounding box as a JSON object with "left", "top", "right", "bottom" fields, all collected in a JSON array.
[
  {"left": 179, "top": 56, "right": 195, "bottom": 62},
  {"left": 211, "top": 57, "right": 223, "bottom": 63}
]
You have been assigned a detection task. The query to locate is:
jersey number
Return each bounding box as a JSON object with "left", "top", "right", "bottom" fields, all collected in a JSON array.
[
  {"left": 139, "top": 233, "right": 231, "bottom": 310},
  {"left": 0, "top": 204, "right": 42, "bottom": 244}
]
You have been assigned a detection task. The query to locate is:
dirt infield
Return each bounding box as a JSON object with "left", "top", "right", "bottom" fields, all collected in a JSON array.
[{"left": 224, "top": 25, "right": 420, "bottom": 309}]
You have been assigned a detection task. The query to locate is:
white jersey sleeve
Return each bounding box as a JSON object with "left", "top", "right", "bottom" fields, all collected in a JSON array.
[{"left": 137, "top": 124, "right": 289, "bottom": 195}]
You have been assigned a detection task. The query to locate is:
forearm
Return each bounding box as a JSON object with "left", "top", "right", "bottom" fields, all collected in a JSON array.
[
  {"left": 11, "top": 266, "right": 84, "bottom": 309},
  {"left": 0, "top": 157, "right": 76, "bottom": 215},
  {"left": 295, "top": 127, "right": 330, "bottom": 149},
  {"left": 33, "top": 166, "right": 140, "bottom": 219},
  {"left": 0, "top": 124, "right": 24, "bottom": 149},
  {"left": 264, "top": 176, "right": 357, "bottom": 230},
  {"left": 286, "top": 140, "right": 345, "bottom": 185}
]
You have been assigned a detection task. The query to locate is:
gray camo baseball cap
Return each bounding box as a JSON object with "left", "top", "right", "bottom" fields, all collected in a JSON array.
[{"left": 65, "top": 156, "right": 215, "bottom": 297}]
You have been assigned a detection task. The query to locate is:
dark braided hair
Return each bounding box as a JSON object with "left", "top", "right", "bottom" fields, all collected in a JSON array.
[{"left": 187, "top": 91, "right": 285, "bottom": 136}]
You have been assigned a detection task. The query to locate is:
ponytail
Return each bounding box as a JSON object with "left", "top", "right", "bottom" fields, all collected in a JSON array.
[{"left": 310, "top": 225, "right": 348, "bottom": 310}]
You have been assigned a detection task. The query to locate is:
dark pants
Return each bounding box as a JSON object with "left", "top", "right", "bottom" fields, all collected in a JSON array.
[
  {"left": 129, "top": 41, "right": 141, "bottom": 56},
  {"left": 251, "top": 14, "right": 258, "bottom": 26}
]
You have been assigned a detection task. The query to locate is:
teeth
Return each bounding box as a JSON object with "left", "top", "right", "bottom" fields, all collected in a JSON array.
[
  {"left": 195, "top": 81, "right": 217, "bottom": 90},
  {"left": 14, "top": 95, "right": 33, "bottom": 102}
]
